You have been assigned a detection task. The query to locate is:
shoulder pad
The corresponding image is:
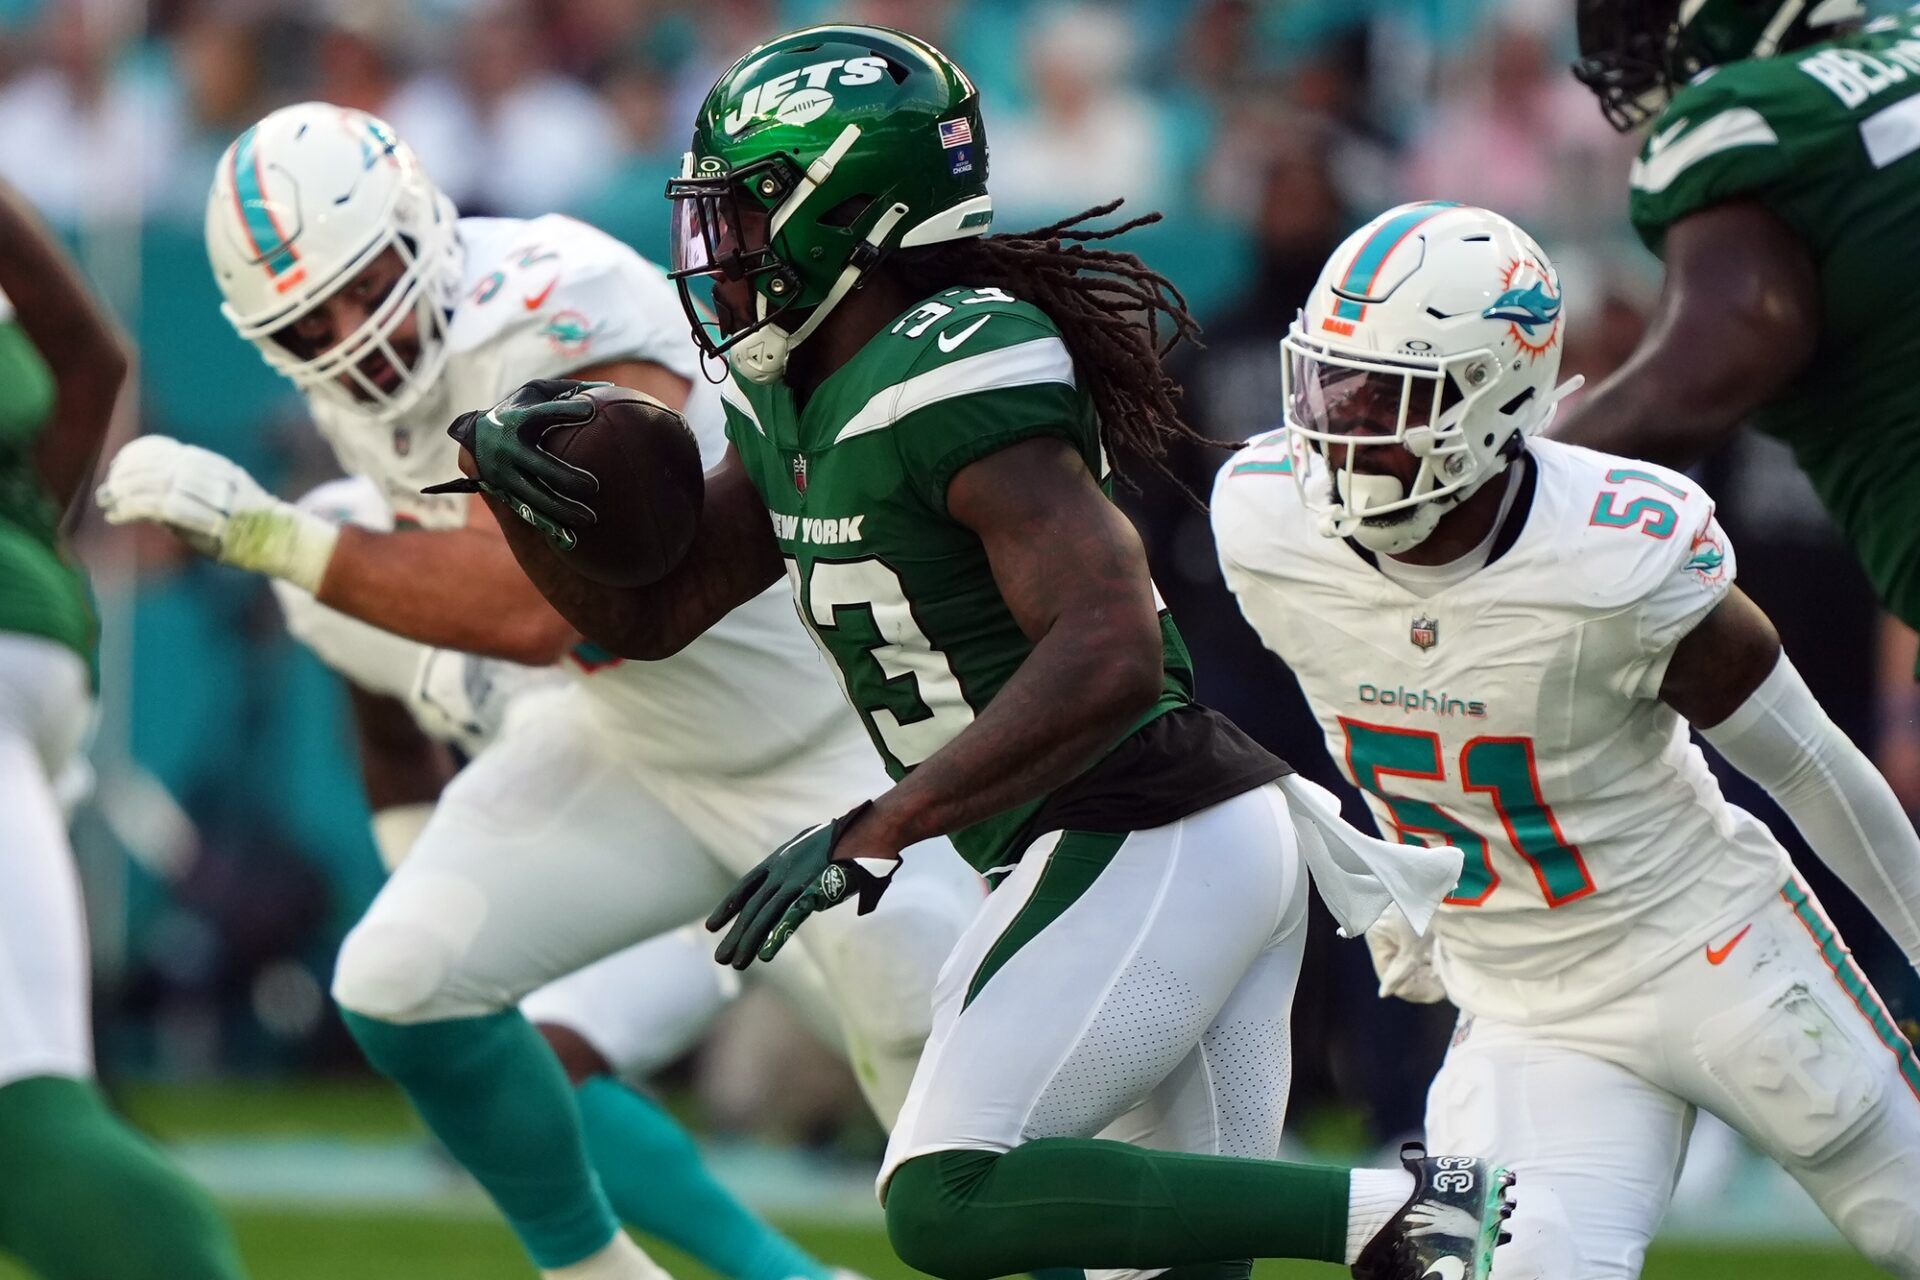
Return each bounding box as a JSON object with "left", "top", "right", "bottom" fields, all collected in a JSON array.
[
  {"left": 886, "top": 288, "right": 1065, "bottom": 373},
  {"left": 1631, "top": 60, "right": 1836, "bottom": 251},
  {"left": 1535, "top": 441, "right": 1724, "bottom": 611},
  {"left": 451, "top": 214, "right": 696, "bottom": 386},
  {"left": 1210, "top": 436, "right": 1318, "bottom": 579}
]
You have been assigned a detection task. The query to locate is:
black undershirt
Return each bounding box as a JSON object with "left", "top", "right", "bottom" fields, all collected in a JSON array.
[{"left": 1020, "top": 702, "right": 1291, "bottom": 845}]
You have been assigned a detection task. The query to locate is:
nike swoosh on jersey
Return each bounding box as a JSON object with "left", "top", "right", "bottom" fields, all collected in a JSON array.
[
  {"left": 936, "top": 314, "right": 992, "bottom": 353},
  {"left": 1646, "top": 116, "right": 1691, "bottom": 158},
  {"left": 1705, "top": 923, "right": 1753, "bottom": 966},
  {"left": 523, "top": 278, "right": 559, "bottom": 310}
]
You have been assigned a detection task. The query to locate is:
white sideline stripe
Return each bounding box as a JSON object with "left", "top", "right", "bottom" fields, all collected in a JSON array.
[
  {"left": 720, "top": 377, "right": 764, "bottom": 435},
  {"left": 1630, "top": 108, "right": 1778, "bottom": 194},
  {"left": 832, "top": 337, "right": 1075, "bottom": 444},
  {"left": 1862, "top": 93, "right": 1920, "bottom": 169}
]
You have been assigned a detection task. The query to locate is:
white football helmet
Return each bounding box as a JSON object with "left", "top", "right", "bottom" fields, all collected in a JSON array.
[
  {"left": 1282, "top": 201, "right": 1582, "bottom": 554},
  {"left": 206, "top": 102, "right": 462, "bottom": 420}
]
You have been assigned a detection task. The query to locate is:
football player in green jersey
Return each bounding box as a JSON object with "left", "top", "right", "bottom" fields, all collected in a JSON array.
[
  {"left": 451, "top": 24, "right": 1522, "bottom": 1280},
  {"left": 1562, "top": 1, "right": 1920, "bottom": 647},
  {"left": 0, "top": 181, "right": 247, "bottom": 1279}
]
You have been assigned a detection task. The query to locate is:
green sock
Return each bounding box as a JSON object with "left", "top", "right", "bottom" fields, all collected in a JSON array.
[
  {"left": 0, "top": 1075, "right": 246, "bottom": 1280},
  {"left": 885, "top": 1141, "right": 1349, "bottom": 1280},
  {"left": 342, "top": 1008, "right": 618, "bottom": 1268}
]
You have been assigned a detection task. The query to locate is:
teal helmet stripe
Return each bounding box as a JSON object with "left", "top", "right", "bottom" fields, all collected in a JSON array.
[
  {"left": 230, "top": 125, "right": 300, "bottom": 280},
  {"left": 1333, "top": 201, "right": 1461, "bottom": 320}
]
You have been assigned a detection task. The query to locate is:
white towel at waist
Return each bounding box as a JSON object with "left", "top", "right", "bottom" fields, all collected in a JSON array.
[{"left": 1279, "top": 773, "right": 1462, "bottom": 937}]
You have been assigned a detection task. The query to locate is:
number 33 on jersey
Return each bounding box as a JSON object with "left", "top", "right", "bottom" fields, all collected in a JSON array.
[
  {"left": 722, "top": 287, "right": 1194, "bottom": 874},
  {"left": 1213, "top": 437, "right": 1788, "bottom": 1023}
]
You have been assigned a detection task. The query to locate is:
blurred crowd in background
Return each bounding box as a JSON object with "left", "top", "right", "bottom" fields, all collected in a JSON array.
[{"left": 3, "top": 0, "right": 1914, "bottom": 1155}]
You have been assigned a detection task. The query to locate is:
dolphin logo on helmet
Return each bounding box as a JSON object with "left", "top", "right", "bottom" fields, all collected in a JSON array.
[
  {"left": 1482, "top": 282, "right": 1562, "bottom": 334},
  {"left": 1281, "top": 203, "right": 1585, "bottom": 556}
]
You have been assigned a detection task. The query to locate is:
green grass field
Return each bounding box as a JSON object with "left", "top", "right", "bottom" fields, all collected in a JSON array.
[
  {"left": 0, "top": 1206, "right": 1882, "bottom": 1280},
  {"left": 0, "top": 1082, "right": 1881, "bottom": 1279}
]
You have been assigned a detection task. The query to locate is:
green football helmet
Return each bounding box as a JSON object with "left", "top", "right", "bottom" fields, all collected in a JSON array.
[
  {"left": 1574, "top": 0, "right": 1867, "bottom": 130},
  {"left": 666, "top": 24, "right": 992, "bottom": 384}
]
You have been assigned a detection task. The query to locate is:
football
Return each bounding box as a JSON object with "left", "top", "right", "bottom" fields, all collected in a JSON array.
[{"left": 539, "top": 383, "right": 705, "bottom": 588}]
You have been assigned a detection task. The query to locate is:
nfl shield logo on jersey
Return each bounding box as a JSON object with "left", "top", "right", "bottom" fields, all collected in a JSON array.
[
  {"left": 791, "top": 452, "right": 809, "bottom": 494},
  {"left": 1410, "top": 614, "right": 1439, "bottom": 650}
]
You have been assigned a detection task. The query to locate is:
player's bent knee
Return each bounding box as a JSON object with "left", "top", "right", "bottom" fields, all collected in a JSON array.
[
  {"left": 332, "top": 921, "right": 461, "bottom": 1022},
  {"left": 1827, "top": 1162, "right": 1920, "bottom": 1277},
  {"left": 883, "top": 1149, "right": 1003, "bottom": 1280},
  {"left": 330, "top": 870, "right": 495, "bottom": 1023}
]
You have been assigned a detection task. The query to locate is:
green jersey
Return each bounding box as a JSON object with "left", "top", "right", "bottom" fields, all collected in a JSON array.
[
  {"left": 0, "top": 305, "right": 94, "bottom": 666},
  {"left": 1630, "top": 12, "right": 1920, "bottom": 632},
  {"left": 722, "top": 287, "right": 1279, "bottom": 872}
]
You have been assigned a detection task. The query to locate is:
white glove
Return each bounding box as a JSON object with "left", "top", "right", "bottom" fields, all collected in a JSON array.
[
  {"left": 96, "top": 436, "right": 338, "bottom": 592},
  {"left": 1364, "top": 905, "right": 1448, "bottom": 1004}
]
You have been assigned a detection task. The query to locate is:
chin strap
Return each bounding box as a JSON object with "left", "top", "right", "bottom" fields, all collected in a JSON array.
[
  {"left": 733, "top": 201, "right": 912, "bottom": 385},
  {"left": 770, "top": 125, "right": 862, "bottom": 240},
  {"left": 784, "top": 201, "right": 911, "bottom": 349},
  {"left": 1535, "top": 373, "right": 1586, "bottom": 430}
]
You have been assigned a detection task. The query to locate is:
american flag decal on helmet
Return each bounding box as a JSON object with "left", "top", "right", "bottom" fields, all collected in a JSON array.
[{"left": 937, "top": 119, "right": 973, "bottom": 149}]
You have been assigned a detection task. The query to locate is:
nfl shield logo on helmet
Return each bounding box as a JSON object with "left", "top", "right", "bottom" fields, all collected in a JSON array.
[
  {"left": 791, "top": 452, "right": 808, "bottom": 494},
  {"left": 1410, "top": 614, "right": 1439, "bottom": 650}
]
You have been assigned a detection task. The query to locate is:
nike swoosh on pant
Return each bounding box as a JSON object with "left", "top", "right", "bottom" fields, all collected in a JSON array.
[{"left": 1705, "top": 923, "right": 1753, "bottom": 966}]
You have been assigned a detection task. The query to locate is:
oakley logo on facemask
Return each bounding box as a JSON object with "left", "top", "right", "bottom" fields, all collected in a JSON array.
[{"left": 724, "top": 56, "right": 889, "bottom": 133}]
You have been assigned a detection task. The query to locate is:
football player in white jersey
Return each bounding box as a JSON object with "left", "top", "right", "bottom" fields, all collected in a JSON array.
[
  {"left": 93, "top": 103, "right": 984, "bottom": 1280},
  {"left": 271, "top": 475, "right": 860, "bottom": 1280},
  {"left": 1212, "top": 201, "right": 1920, "bottom": 1278}
]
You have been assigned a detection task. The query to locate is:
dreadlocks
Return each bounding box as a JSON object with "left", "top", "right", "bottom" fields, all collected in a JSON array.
[{"left": 888, "top": 200, "right": 1213, "bottom": 492}]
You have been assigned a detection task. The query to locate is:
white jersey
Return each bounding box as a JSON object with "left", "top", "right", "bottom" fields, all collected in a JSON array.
[
  {"left": 306, "top": 214, "right": 848, "bottom": 774},
  {"left": 1212, "top": 435, "right": 1789, "bottom": 1024}
]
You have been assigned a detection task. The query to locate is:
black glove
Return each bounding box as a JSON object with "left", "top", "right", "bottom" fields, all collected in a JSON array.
[
  {"left": 425, "top": 378, "right": 609, "bottom": 547},
  {"left": 706, "top": 803, "right": 892, "bottom": 969}
]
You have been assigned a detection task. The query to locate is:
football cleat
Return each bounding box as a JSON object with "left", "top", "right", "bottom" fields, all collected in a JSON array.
[{"left": 1351, "top": 1143, "right": 1515, "bottom": 1280}]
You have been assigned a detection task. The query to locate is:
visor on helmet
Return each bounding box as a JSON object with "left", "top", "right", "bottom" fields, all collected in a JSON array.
[
  {"left": 1288, "top": 356, "right": 1462, "bottom": 441},
  {"left": 236, "top": 226, "right": 452, "bottom": 419},
  {"left": 666, "top": 153, "right": 806, "bottom": 361},
  {"left": 1282, "top": 324, "right": 1495, "bottom": 532}
]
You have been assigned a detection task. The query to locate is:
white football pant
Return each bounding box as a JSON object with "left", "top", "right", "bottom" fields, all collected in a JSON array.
[
  {"left": 1429, "top": 876, "right": 1920, "bottom": 1279},
  {"left": 881, "top": 781, "right": 1311, "bottom": 1261},
  {"left": 0, "top": 633, "right": 94, "bottom": 1087},
  {"left": 332, "top": 683, "right": 985, "bottom": 1124}
]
